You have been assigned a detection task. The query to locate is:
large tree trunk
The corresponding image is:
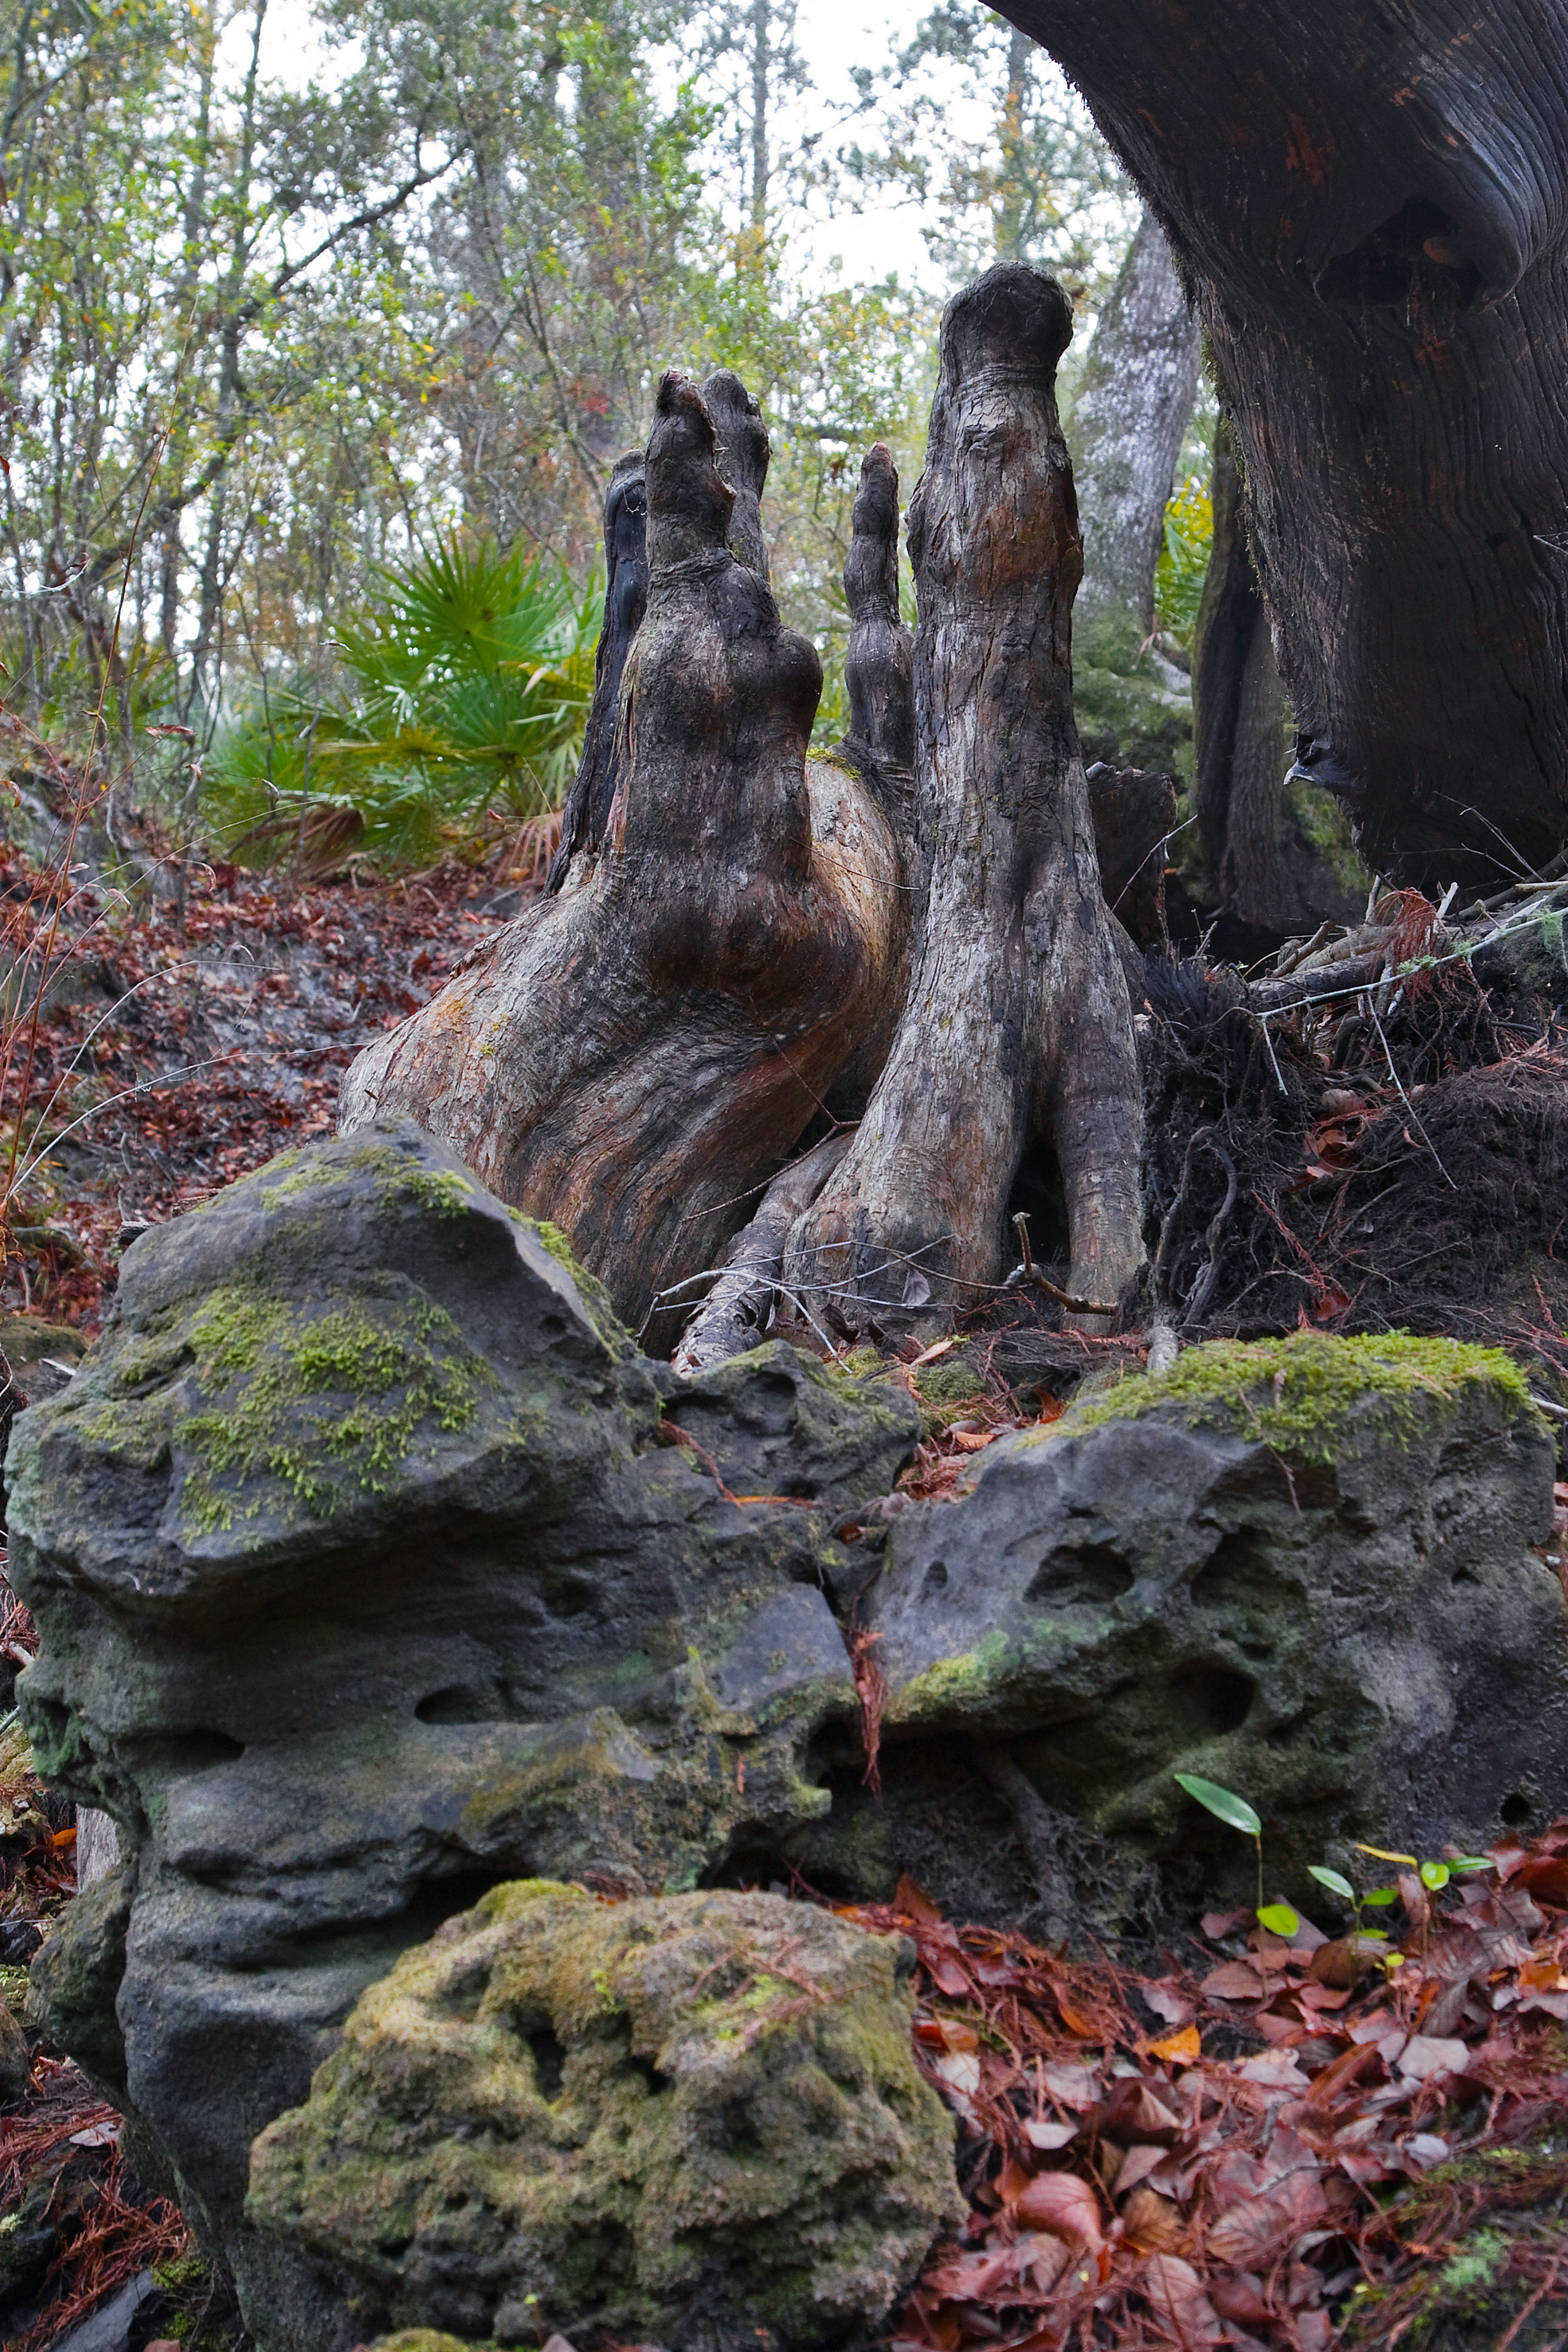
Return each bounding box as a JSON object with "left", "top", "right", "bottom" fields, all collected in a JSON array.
[
  {"left": 1192, "top": 418, "right": 1366, "bottom": 933},
  {"left": 783, "top": 267, "right": 1146, "bottom": 1335},
  {"left": 1070, "top": 207, "right": 1202, "bottom": 634},
  {"left": 995, "top": 0, "right": 1568, "bottom": 890},
  {"left": 341, "top": 383, "right": 913, "bottom": 1340}
]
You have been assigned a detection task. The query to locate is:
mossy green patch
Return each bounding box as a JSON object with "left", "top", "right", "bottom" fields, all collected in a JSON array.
[
  {"left": 248, "top": 1885, "right": 960, "bottom": 2349},
  {"left": 259, "top": 1139, "right": 477, "bottom": 1219},
  {"left": 527, "top": 1217, "right": 633, "bottom": 1353},
  {"left": 1072, "top": 606, "right": 1194, "bottom": 784},
  {"left": 172, "top": 1283, "right": 494, "bottom": 1529},
  {"left": 1067, "top": 1331, "right": 1537, "bottom": 1464}
]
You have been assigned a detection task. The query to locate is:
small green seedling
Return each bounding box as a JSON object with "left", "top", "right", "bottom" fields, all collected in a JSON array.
[{"left": 1173, "top": 1771, "right": 1300, "bottom": 1938}]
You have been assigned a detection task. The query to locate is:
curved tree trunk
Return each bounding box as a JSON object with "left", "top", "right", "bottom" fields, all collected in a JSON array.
[
  {"left": 782, "top": 267, "right": 1146, "bottom": 1335},
  {"left": 1070, "top": 207, "right": 1202, "bottom": 634},
  {"left": 1193, "top": 419, "right": 1366, "bottom": 933},
  {"left": 995, "top": 0, "right": 1568, "bottom": 889},
  {"left": 341, "top": 391, "right": 914, "bottom": 1339}
]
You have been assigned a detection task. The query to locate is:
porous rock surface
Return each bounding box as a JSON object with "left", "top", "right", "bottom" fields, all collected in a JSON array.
[
  {"left": 248, "top": 1881, "right": 960, "bottom": 2350},
  {"left": 7, "top": 1123, "right": 917, "bottom": 2352},
  {"left": 808, "top": 1334, "right": 1567, "bottom": 1913},
  {"left": 11, "top": 1124, "right": 1567, "bottom": 2351}
]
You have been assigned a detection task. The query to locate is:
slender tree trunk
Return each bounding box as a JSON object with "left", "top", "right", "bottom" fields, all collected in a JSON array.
[
  {"left": 1069, "top": 208, "right": 1200, "bottom": 634},
  {"left": 750, "top": 0, "right": 769, "bottom": 236},
  {"left": 994, "top": 0, "right": 1568, "bottom": 887},
  {"left": 1193, "top": 418, "right": 1365, "bottom": 932},
  {"left": 783, "top": 266, "right": 1146, "bottom": 1335}
]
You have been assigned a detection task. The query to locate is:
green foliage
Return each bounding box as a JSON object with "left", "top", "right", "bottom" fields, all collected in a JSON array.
[
  {"left": 1174, "top": 1773, "right": 1259, "bottom": 1838},
  {"left": 205, "top": 533, "right": 598, "bottom": 870},
  {"left": 1154, "top": 474, "right": 1213, "bottom": 648}
]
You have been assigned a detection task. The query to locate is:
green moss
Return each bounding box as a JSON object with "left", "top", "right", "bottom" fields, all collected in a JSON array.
[
  {"left": 0, "top": 1965, "right": 27, "bottom": 2020},
  {"left": 260, "top": 1140, "right": 477, "bottom": 1219},
  {"left": 172, "top": 1284, "right": 493, "bottom": 1529},
  {"left": 1067, "top": 1331, "right": 1538, "bottom": 1465},
  {"left": 248, "top": 1885, "right": 960, "bottom": 2348},
  {"left": 528, "top": 1218, "right": 632, "bottom": 1352},
  {"left": 821, "top": 1345, "right": 884, "bottom": 1389},
  {"left": 1284, "top": 776, "right": 1370, "bottom": 902},
  {"left": 891, "top": 1630, "right": 1013, "bottom": 1720},
  {"left": 1073, "top": 606, "right": 1194, "bottom": 784}
]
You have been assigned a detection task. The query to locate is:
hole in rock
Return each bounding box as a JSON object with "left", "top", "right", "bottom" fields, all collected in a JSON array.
[
  {"left": 528, "top": 2024, "right": 567, "bottom": 2100},
  {"left": 151, "top": 1728, "right": 245, "bottom": 1770},
  {"left": 1501, "top": 1791, "right": 1532, "bottom": 1828},
  {"left": 1026, "top": 1544, "right": 1134, "bottom": 1609},
  {"left": 1172, "top": 1666, "right": 1255, "bottom": 1736},
  {"left": 1191, "top": 1527, "right": 1278, "bottom": 1612},
  {"left": 921, "top": 1560, "right": 949, "bottom": 1598},
  {"left": 416, "top": 1686, "right": 498, "bottom": 1725},
  {"left": 623, "top": 2052, "right": 672, "bottom": 2097}
]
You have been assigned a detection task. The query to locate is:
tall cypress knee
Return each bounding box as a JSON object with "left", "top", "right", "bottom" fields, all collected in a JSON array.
[{"left": 784, "top": 265, "right": 1146, "bottom": 1332}]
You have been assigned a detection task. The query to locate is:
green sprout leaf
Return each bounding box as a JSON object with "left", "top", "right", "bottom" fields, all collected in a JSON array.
[
  {"left": 1452, "top": 1856, "right": 1494, "bottom": 1873},
  {"left": 1419, "top": 1860, "right": 1450, "bottom": 1891},
  {"left": 1173, "top": 1773, "right": 1261, "bottom": 1837},
  {"left": 1362, "top": 1888, "right": 1399, "bottom": 1906},
  {"left": 1307, "top": 1865, "right": 1355, "bottom": 1902},
  {"left": 1257, "top": 1903, "right": 1300, "bottom": 1938}
]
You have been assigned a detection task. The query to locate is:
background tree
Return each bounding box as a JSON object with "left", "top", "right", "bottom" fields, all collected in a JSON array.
[{"left": 997, "top": 0, "right": 1568, "bottom": 889}]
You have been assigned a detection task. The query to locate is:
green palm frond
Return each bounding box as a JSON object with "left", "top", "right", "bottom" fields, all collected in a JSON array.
[{"left": 205, "top": 532, "right": 601, "bottom": 873}]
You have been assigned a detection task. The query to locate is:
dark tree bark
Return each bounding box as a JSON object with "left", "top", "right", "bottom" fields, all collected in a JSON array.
[
  {"left": 995, "top": 0, "right": 1568, "bottom": 888},
  {"left": 1070, "top": 208, "right": 1202, "bottom": 634},
  {"left": 1085, "top": 762, "right": 1176, "bottom": 950},
  {"left": 548, "top": 370, "right": 771, "bottom": 895},
  {"left": 548, "top": 451, "right": 647, "bottom": 889},
  {"left": 1192, "top": 419, "right": 1365, "bottom": 932},
  {"left": 341, "top": 390, "right": 913, "bottom": 1336},
  {"left": 783, "top": 267, "right": 1146, "bottom": 1334}
]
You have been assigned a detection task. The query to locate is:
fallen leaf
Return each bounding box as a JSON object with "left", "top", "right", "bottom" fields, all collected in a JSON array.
[
  {"left": 1201, "top": 1959, "right": 1268, "bottom": 2000},
  {"left": 1013, "top": 2170, "right": 1104, "bottom": 2250},
  {"left": 1141, "top": 2252, "right": 1223, "bottom": 2344},
  {"left": 1208, "top": 2169, "right": 1327, "bottom": 2265},
  {"left": 1122, "top": 2186, "right": 1187, "bottom": 2252},
  {"left": 1396, "top": 2033, "right": 1469, "bottom": 2083},
  {"left": 1020, "top": 2118, "right": 1079, "bottom": 2150},
  {"left": 1148, "top": 2023, "right": 1201, "bottom": 2065}
]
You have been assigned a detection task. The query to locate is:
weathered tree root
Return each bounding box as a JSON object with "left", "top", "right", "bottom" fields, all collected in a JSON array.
[
  {"left": 783, "top": 265, "right": 1147, "bottom": 1336},
  {"left": 341, "top": 380, "right": 914, "bottom": 1336},
  {"left": 972, "top": 1737, "right": 1079, "bottom": 1950}
]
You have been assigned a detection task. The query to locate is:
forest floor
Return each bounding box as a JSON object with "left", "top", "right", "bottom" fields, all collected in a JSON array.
[{"left": 2, "top": 844, "right": 1568, "bottom": 2350}]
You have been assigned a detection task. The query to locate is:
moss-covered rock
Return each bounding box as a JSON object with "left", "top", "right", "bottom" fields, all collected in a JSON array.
[
  {"left": 854, "top": 1332, "right": 1565, "bottom": 1902},
  {"left": 7, "top": 1121, "right": 917, "bottom": 2352},
  {"left": 250, "top": 1884, "right": 960, "bottom": 2352}
]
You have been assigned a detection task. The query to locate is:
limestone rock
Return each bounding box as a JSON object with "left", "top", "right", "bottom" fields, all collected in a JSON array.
[
  {"left": 249, "top": 1883, "right": 960, "bottom": 2352},
  {"left": 820, "top": 1334, "right": 1565, "bottom": 1916},
  {"left": 7, "top": 1122, "right": 916, "bottom": 2352}
]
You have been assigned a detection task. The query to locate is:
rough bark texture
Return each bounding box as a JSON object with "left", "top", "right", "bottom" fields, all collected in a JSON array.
[
  {"left": 340, "top": 388, "right": 911, "bottom": 1339},
  {"left": 1192, "top": 420, "right": 1365, "bottom": 932},
  {"left": 784, "top": 267, "right": 1147, "bottom": 1335},
  {"left": 670, "top": 1131, "right": 852, "bottom": 1372},
  {"left": 996, "top": 0, "right": 1568, "bottom": 888},
  {"left": 548, "top": 451, "right": 648, "bottom": 889},
  {"left": 1084, "top": 762, "right": 1176, "bottom": 950},
  {"left": 1069, "top": 208, "right": 1201, "bottom": 633}
]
